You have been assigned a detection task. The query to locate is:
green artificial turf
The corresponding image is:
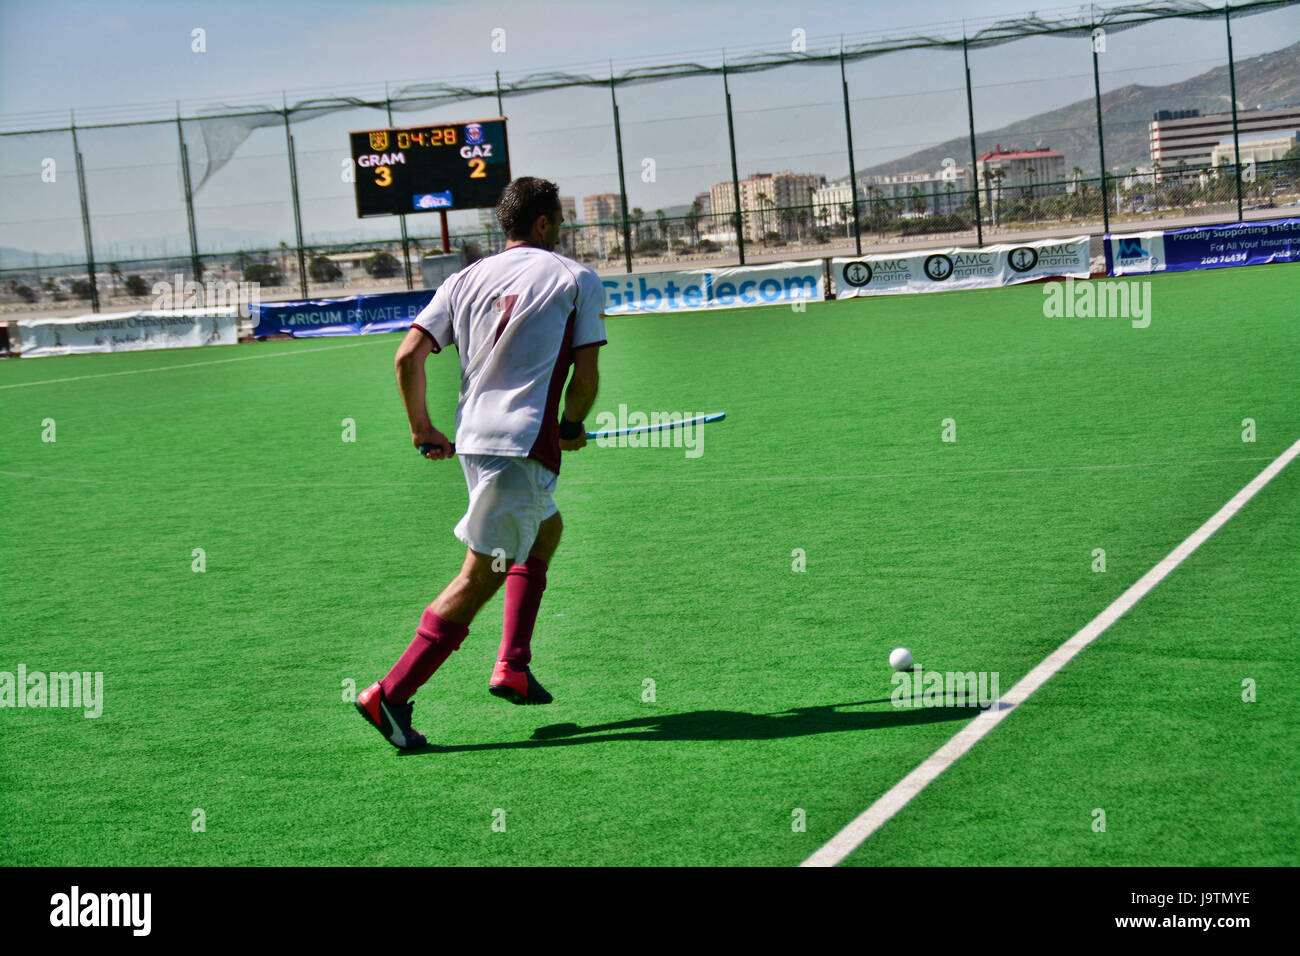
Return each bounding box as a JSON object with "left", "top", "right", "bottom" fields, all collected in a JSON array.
[{"left": 0, "top": 262, "right": 1296, "bottom": 865}]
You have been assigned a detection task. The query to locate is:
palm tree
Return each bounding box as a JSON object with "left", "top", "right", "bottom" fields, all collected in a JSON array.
[
  {"left": 778, "top": 205, "right": 798, "bottom": 241},
  {"left": 630, "top": 207, "right": 645, "bottom": 248},
  {"left": 982, "top": 168, "right": 1006, "bottom": 228},
  {"left": 655, "top": 209, "right": 668, "bottom": 245},
  {"left": 756, "top": 192, "right": 775, "bottom": 242},
  {"left": 908, "top": 185, "right": 926, "bottom": 218},
  {"left": 1023, "top": 165, "right": 1037, "bottom": 224},
  {"left": 685, "top": 199, "right": 701, "bottom": 245}
]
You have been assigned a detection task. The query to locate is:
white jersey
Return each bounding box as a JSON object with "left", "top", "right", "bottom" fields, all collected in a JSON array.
[{"left": 412, "top": 245, "right": 606, "bottom": 475}]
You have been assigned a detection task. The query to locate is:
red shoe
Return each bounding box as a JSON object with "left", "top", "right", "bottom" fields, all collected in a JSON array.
[
  {"left": 489, "top": 661, "right": 553, "bottom": 705},
  {"left": 355, "top": 680, "right": 427, "bottom": 749}
]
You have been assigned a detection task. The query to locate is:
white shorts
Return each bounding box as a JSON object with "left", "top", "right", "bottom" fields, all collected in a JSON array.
[{"left": 454, "top": 454, "right": 559, "bottom": 565}]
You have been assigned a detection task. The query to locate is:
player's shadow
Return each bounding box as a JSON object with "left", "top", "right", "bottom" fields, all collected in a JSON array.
[{"left": 403, "top": 697, "right": 986, "bottom": 755}]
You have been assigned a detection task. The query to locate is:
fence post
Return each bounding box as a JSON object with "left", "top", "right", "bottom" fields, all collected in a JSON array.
[
  {"left": 608, "top": 72, "right": 633, "bottom": 273},
  {"left": 723, "top": 61, "right": 745, "bottom": 265},
  {"left": 1090, "top": 15, "right": 1112, "bottom": 235},
  {"left": 840, "top": 44, "right": 862, "bottom": 257},
  {"left": 962, "top": 35, "right": 984, "bottom": 247},
  {"left": 1225, "top": 5, "right": 1244, "bottom": 222},
  {"left": 70, "top": 112, "right": 100, "bottom": 313},
  {"left": 281, "top": 94, "right": 308, "bottom": 300},
  {"left": 385, "top": 82, "right": 414, "bottom": 290},
  {"left": 176, "top": 109, "right": 203, "bottom": 286}
]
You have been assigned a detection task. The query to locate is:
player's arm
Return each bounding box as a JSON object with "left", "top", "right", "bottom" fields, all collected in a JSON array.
[
  {"left": 559, "top": 344, "right": 600, "bottom": 451},
  {"left": 395, "top": 326, "right": 454, "bottom": 459}
]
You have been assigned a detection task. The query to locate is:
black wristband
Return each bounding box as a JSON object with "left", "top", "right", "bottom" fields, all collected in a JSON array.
[{"left": 559, "top": 415, "right": 584, "bottom": 440}]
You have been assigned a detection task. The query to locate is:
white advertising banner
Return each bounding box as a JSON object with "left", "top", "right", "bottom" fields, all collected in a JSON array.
[
  {"left": 601, "top": 260, "right": 825, "bottom": 315},
  {"left": 832, "top": 236, "right": 1091, "bottom": 297},
  {"left": 17, "top": 308, "right": 239, "bottom": 358}
]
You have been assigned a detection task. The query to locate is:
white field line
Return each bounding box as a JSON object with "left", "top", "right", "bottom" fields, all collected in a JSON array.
[
  {"left": 0, "top": 339, "right": 390, "bottom": 389},
  {"left": 801, "top": 435, "right": 1300, "bottom": 868}
]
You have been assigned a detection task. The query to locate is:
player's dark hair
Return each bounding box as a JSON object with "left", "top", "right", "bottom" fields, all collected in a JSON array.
[{"left": 497, "top": 177, "right": 561, "bottom": 240}]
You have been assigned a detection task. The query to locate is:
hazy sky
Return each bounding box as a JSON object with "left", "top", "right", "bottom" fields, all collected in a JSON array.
[{"left": 1, "top": 0, "right": 1296, "bottom": 261}]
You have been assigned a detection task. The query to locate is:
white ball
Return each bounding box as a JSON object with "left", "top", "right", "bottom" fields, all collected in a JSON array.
[{"left": 889, "top": 647, "right": 913, "bottom": 671}]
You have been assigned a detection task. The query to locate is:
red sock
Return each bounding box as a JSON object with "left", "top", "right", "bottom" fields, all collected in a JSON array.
[
  {"left": 497, "top": 556, "right": 548, "bottom": 668},
  {"left": 381, "top": 606, "right": 468, "bottom": 704}
]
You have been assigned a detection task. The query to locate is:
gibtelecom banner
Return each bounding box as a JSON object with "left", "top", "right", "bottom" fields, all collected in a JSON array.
[
  {"left": 602, "top": 260, "right": 824, "bottom": 315},
  {"left": 251, "top": 290, "right": 434, "bottom": 337},
  {"left": 1106, "top": 217, "right": 1300, "bottom": 276},
  {"left": 17, "top": 308, "right": 238, "bottom": 358},
  {"left": 832, "top": 236, "right": 1090, "bottom": 297}
]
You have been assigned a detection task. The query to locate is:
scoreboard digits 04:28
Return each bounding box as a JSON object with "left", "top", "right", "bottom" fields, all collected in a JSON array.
[{"left": 349, "top": 118, "right": 511, "bottom": 218}]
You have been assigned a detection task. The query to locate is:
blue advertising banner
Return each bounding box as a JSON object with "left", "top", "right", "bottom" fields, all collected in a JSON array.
[
  {"left": 601, "top": 260, "right": 824, "bottom": 315},
  {"left": 1106, "top": 217, "right": 1300, "bottom": 276},
  {"left": 250, "top": 290, "right": 434, "bottom": 338}
]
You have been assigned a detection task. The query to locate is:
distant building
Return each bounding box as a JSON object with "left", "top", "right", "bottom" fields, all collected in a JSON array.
[
  {"left": 813, "top": 165, "right": 970, "bottom": 228},
  {"left": 578, "top": 194, "right": 622, "bottom": 260},
  {"left": 1210, "top": 130, "right": 1298, "bottom": 167},
  {"left": 1150, "top": 105, "right": 1300, "bottom": 168},
  {"left": 1121, "top": 165, "right": 1157, "bottom": 191},
  {"left": 582, "top": 194, "right": 621, "bottom": 224},
  {"left": 558, "top": 196, "right": 577, "bottom": 255},
  {"left": 477, "top": 207, "right": 501, "bottom": 236},
  {"left": 707, "top": 183, "right": 739, "bottom": 240},
  {"left": 867, "top": 169, "right": 970, "bottom": 217},
  {"left": 812, "top": 180, "right": 858, "bottom": 229},
  {"left": 975, "top": 145, "right": 1067, "bottom": 207},
  {"left": 691, "top": 192, "right": 712, "bottom": 236},
  {"left": 709, "top": 171, "right": 825, "bottom": 240}
]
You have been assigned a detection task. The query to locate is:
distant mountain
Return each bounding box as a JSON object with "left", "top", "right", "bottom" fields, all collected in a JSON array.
[
  {"left": 861, "top": 41, "right": 1300, "bottom": 178},
  {"left": 0, "top": 246, "right": 80, "bottom": 269}
]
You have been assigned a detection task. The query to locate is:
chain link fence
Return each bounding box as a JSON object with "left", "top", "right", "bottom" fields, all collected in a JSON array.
[{"left": 1, "top": 0, "right": 1296, "bottom": 317}]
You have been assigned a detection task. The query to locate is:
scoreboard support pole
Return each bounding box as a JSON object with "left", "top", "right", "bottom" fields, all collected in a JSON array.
[
  {"left": 440, "top": 211, "right": 451, "bottom": 254},
  {"left": 398, "top": 217, "right": 414, "bottom": 290},
  {"left": 384, "top": 87, "right": 414, "bottom": 290}
]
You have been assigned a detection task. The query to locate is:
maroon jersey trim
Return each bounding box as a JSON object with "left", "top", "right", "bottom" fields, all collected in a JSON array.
[
  {"left": 527, "top": 309, "right": 576, "bottom": 476},
  {"left": 410, "top": 324, "right": 441, "bottom": 354}
]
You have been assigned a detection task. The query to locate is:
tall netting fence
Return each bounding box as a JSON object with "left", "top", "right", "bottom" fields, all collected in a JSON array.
[
  {"left": 846, "top": 45, "right": 978, "bottom": 250},
  {"left": 1, "top": 0, "right": 1296, "bottom": 316}
]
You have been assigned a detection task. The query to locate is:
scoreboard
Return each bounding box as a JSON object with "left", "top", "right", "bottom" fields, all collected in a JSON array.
[{"left": 349, "top": 118, "right": 510, "bottom": 218}]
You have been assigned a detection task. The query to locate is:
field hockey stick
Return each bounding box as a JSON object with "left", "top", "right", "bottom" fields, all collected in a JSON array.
[
  {"left": 584, "top": 412, "right": 726, "bottom": 440},
  {"left": 417, "top": 412, "right": 726, "bottom": 454}
]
